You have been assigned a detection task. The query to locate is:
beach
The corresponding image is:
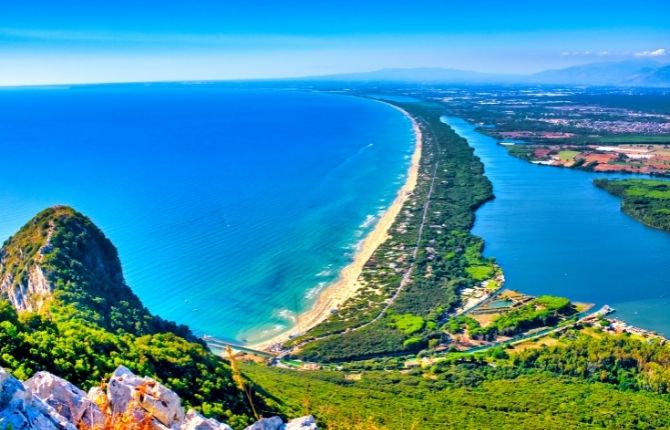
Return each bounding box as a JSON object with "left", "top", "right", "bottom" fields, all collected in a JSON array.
[{"left": 251, "top": 104, "right": 423, "bottom": 351}]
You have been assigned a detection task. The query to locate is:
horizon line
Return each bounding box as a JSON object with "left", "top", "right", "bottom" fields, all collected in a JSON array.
[{"left": 1, "top": 59, "right": 669, "bottom": 89}]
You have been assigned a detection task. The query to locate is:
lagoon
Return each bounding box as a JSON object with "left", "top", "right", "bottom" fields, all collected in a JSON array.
[{"left": 442, "top": 116, "right": 670, "bottom": 335}]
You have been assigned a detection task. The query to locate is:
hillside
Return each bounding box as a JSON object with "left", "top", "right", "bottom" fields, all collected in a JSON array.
[
  {"left": 4, "top": 206, "right": 670, "bottom": 429},
  {"left": 0, "top": 206, "right": 192, "bottom": 337},
  {"left": 246, "top": 363, "right": 670, "bottom": 429},
  {"left": 0, "top": 207, "right": 256, "bottom": 428}
]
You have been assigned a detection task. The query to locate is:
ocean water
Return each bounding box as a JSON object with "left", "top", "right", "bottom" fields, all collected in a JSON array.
[
  {"left": 0, "top": 84, "right": 415, "bottom": 343},
  {"left": 442, "top": 116, "right": 670, "bottom": 335}
]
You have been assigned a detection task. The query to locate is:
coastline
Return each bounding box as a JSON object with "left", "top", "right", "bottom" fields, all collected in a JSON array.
[{"left": 249, "top": 103, "right": 423, "bottom": 351}]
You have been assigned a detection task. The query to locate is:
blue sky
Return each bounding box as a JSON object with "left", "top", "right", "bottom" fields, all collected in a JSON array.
[{"left": 1, "top": 0, "right": 669, "bottom": 85}]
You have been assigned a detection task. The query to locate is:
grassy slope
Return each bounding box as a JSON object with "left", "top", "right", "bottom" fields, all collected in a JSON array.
[{"left": 245, "top": 363, "right": 670, "bottom": 430}]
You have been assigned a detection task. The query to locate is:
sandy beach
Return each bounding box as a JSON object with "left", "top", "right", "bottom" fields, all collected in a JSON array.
[{"left": 250, "top": 104, "right": 423, "bottom": 351}]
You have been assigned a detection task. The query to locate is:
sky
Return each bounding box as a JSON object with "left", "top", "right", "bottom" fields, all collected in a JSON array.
[{"left": 1, "top": 0, "right": 669, "bottom": 85}]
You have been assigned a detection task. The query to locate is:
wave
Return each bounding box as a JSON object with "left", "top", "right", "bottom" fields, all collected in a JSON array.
[
  {"left": 305, "top": 282, "right": 328, "bottom": 300},
  {"left": 276, "top": 308, "right": 297, "bottom": 323},
  {"left": 316, "top": 266, "right": 334, "bottom": 277},
  {"left": 359, "top": 214, "right": 378, "bottom": 229}
]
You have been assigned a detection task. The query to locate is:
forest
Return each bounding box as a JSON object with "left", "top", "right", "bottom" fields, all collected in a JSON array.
[{"left": 595, "top": 179, "right": 670, "bottom": 232}]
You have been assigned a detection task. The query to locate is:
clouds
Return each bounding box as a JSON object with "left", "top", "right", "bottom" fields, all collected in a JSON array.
[
  {"left": 635, "top": 48, "right": 667, "bottom": 57},
  {"left": 561, "top": 51, "right": 611, "bottom": 57},
  {"left": 561, "top": 48, "right": 668, "bottom": 58}
]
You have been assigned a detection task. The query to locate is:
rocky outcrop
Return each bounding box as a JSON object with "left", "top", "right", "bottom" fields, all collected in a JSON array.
[
  {"left": 0, "top": 367, "right": 75, "bottom": 430},
  {"left": 284, "top": 415, "right": 318, "bottom": 430},
  {"left": 25, "top": 371, "right": 105, "bottom": 428},
  {"left": 107, "top": 365, "right": 186, "bottom": 429},
  {"left": 243, "top": 415, "right": 317, "bottom": 430},
  {"left": 182, "top": 409, "right": 233, "bottom": 430},
  {"left": 0, "top": 263, "right": 52, "bottom": 312},
  {"left": 0, "top": 365, "right": 317, "bottom": 430},
  {"left": 244, "top": 416, "right": 283, "bottom": 430}
]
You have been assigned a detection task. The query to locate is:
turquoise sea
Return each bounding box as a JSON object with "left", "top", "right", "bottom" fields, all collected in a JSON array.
[
  {"left": 443, "top": 116, "right": 670, "bottom": 335},
  {"left": 0, "top": 84, "right": 415, "bottom": 344}
]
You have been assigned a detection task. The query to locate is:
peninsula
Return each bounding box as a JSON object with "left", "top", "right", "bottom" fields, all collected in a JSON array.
[{"left": 595, "top": 178, "right": 670, "bottom": 232}]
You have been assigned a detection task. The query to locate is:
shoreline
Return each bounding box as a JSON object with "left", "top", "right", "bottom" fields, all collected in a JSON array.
[{"left": 249, "top": 103, "right": 423, "bottom": 351}]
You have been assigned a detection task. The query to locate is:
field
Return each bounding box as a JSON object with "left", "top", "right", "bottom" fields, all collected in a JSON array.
[{"left": 558, "top": 150, "right": 580, "bottom": 161}]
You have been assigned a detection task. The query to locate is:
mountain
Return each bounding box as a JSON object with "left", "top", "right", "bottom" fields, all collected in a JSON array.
[
  {"left": 529, "top": 60, "right": 668, "bottom": 86},
  {"left": 0, "top": 206, "right": 256, "bottom": 428},
  {"left": 300, "top": 60, "right": 670, "bottom": 87},
  {"left": 629, "top": 64, "right": 670, "bottom": 86},
  {"left": 0, "top": 206, "right": 189, "bottom": 337},
  {"left": 302, "top": 67, "right": 516, "bottom": 83}
]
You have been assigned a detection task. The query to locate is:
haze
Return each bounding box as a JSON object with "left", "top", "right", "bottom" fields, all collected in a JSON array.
[{"left": 1, "top": 0, "right": 669, "bottom": 86}]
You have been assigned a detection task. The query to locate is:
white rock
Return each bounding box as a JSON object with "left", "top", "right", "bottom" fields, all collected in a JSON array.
[
  {"left": 107, "top": 365, "right": 186, "bottom": 428},
  {"left": 245, "top": 416, "right": 284, "bottom": 430},
  {"left": 0, "top": 367, "right": 75, "bottom": 430},
  {"left": 25, "top": 371, "right": 105, "bottom": 429},
  {"left": 87, "top": 386, "right": 107, "bottom": 407},
  {"left": 284, "top": 415, "right": 318, "bottom": 430},
  {"left": 181, "top": 409, "right": 233, "bottom": 430}
]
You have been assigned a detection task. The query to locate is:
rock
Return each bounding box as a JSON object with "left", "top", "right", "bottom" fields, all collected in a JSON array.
[
  {"left": 0, "top": 367, "right": 75, "bottom": 430},
  {"left": 107, "top": 365, "right": 185, "bottom": 428},
  {"left": 284, "top": 415, "right": 318, "bottom": 430},
  {"left": 87, "top": 386, "right": 107, "bottom": 408},
  {"left": 245, "top": 416, "right": 284, "bottom": 430},
  {"left": 181, "top": 409, "right": 233, "bottom": 430},
  {"left": 2, "top": 364, "right": 291, "bottom": 430},
  {"left": 25, "top": 371, "right": 105, "bottom": 429}
]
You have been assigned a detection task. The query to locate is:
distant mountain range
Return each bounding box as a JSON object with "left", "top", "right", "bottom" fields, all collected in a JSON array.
[{"left": 304, "top": 60, "right": 670, "bottom": 87}]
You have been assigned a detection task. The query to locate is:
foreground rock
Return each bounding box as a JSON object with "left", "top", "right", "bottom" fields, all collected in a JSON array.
[
  {"left": 0, "top": 365, "right": 316, "bottom": 430},
  {"left": 0, "top": 367, "right": 74, "bottom": 430},
  {"left": 284, "top": 415, "right": 318, "bottom": 430}
]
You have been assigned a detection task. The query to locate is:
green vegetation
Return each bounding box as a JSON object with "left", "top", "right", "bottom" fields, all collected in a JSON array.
[
  {"left": 558, "top": 150, "right": 580, "bottom": 161},
  {"left": 389, "top": 313, "right": 424, "bottom": 335},
  {"left": 291, "top": 101, "right": 495, "bottom": 362},
  {"left": 0, "top": 207, "right": 254, "bottom": 428},
  {"left": 465, "top": 264, "right": 494, "bottom": 281},
  {"left": 244, "top": 358, "right": 670, "bottom": 429},
  {"left": 506, "top": 145, "right": 535, "bottom": 161},
  {"left": 444, "top": 315, "right": 480, "bottom": 334},
  {"left": 474, "top": 295, "right": 572, "bottom": 339},
  {"left": 514, "top": 329, "right": 670, "bottom": 394},
  {"left": 595, "top": 179, "right": 670, "bottom": 232}
]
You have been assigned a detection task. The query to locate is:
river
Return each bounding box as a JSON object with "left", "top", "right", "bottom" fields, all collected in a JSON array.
[{"left": 442, "top": 116, "right": 670, "bottom": 335}]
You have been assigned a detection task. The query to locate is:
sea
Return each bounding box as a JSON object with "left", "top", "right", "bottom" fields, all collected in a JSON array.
[
  {"left": 0, "top": 83, "right": 416, "bottom": 344},
  {"left": 442, "top": 116, "right": 670, "bottom": 336}
]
